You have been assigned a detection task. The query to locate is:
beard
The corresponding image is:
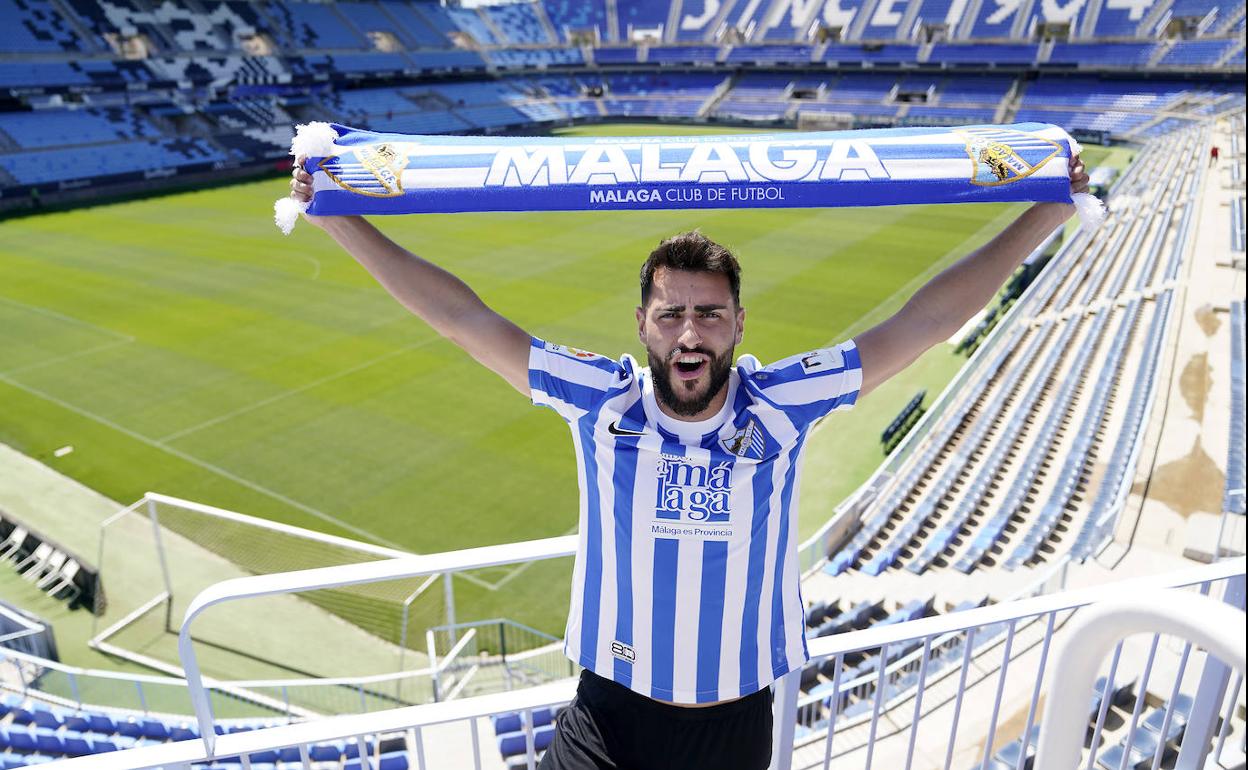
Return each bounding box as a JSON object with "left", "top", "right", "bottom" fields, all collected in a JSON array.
[{"left": 648, "top": 344, "right": 734, "bottom": 418}]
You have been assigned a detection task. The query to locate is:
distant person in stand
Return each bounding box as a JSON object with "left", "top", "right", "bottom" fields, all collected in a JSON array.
[{"left": 1210, "top": 145, "right": 1220, "bottom": 165}]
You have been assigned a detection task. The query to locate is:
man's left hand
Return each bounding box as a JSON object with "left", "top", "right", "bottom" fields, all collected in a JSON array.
[{"left": 1070, "top": 154, "right": 1090, "bottom": 196}]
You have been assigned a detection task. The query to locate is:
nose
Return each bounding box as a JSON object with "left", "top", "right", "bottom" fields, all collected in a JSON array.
[{"left": 676, "top": 318, "right": 702, "bottom": 350}]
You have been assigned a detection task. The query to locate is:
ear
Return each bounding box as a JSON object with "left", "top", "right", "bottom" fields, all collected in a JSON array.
[
  {"left": 636, "top": 305, "right": 647, "bottom": 343},
  {"left": 735, "top": 305, "right": 746, "bottom": 346}
]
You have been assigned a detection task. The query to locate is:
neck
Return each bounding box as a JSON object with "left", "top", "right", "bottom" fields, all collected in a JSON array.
[{"left": 654, "top": 383, "right": 729, "bottom": 423}]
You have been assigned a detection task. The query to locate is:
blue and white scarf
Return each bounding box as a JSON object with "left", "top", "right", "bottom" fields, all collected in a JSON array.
[{"left": 275, "top": 121, "right": 1102, "bottom": 233}]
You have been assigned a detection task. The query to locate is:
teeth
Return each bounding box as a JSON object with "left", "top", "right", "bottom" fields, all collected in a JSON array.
[{"left": 678, "top": 356, "right": 702, "bottom": 364}]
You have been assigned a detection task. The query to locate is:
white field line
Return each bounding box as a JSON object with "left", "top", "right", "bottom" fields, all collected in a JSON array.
[
  {"left": 159, "top": 339, "right": 440, "bottom": 443},
  {"left": 0, "top": 370, "right": 403, "bottom": 549},
  {"left": 0, "top": 296, "right": 137, "bottom": 376},
  {"left": 0, "top": 296, "right": 134, "bottom": 342},
  {"left": 1, "top": 338, "right": 135, "bottom": 377}
]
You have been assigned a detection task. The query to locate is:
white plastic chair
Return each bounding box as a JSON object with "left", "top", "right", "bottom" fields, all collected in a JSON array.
[
  {"left": 41, "top": 559, "right": 80, "bottom": 603},
  {"left": 23, "top": 548, "right": 65, "bottom": 584},
  {"left": 0, "top": 526, "right": 27, "bottom": 561},
  {"left": 14, "top": 542, "right": 53, "bottom": 579}
]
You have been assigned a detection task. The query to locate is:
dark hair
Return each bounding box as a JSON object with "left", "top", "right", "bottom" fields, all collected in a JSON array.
[{"left": 639, "top": 231, "right": 742, "bottom": 306}]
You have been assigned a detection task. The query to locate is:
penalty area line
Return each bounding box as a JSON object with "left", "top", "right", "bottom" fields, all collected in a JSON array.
[{"left": 0, "top": 371, "right": 404, "bottom": 550}]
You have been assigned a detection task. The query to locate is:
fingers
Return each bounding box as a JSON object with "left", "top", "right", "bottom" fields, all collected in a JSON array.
[
  {"left": 289, "top": 156, "right": 314, "bottom": 204},
  {"left": 1069, "top": 154, "right": 1090, "bottom": 196}
]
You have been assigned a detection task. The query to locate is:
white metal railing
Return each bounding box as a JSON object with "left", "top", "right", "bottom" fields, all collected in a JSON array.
[
  {"left": 177, "top": 535, "right": 576, "bottom": 753},
  {"left": 28, "top": 557, "right": 1245, "bottom": 770},
  {"left": 1035, "top": 589, "right": 1246, "bottom": 770}
]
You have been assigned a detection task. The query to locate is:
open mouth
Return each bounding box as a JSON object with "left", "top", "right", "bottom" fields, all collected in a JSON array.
[{"left": 671, "top": 353, "right": 709, "bottom": 380}]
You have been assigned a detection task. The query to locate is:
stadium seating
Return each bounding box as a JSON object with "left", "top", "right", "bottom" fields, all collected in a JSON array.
[
  {"left": 725, "top": 45, "right": 814, "bottom": 65},
  {"left": 0, "top": 138, "right": 228, "bottom": 186},
  {"left": 929, "top": 44, "right": 1039, "bottom": 65},
  {"left": 489, "top": 47, "right": 584, "bottom": 68},
  {"left": 541, "top": 0, "right": 608, "bottom": 42},
  {"left": 0, "top": 108, "right": 158, "bottom": 150},
  {"left": 1223, "top": 301, "right": 1245, "bottom": 516},
  {"left": 376, "top": 1, "right": 454, "bottom": 48},
  {"left": 445, "top": 6, "right": 498, "bottom": 45},
  {"left": 593, "top": 46, "right": 640, "bottom": 65},
  {"left": 821, "top": 44, "right": 920, "bottom": 64},
  {"left": 482, "top": 2, "right": 554, "bottom": 46},
  {"left": 1158, "top": 38, "right": 1238, "bottom": 66},
  {"left": 0, "top": 0, "right": 83, "bottom": 52},
  {"left": 1048, "top": 42, "right": 1158, "bottom": 67},
  {"left": 617, "top": 0, "right": 669, "bottom": 36},
  {"left": 0, "top": 693, "right": 402, "bottom": 767},
  {"left": 647, "top": 45, "right": 719, "bottom": 65}
]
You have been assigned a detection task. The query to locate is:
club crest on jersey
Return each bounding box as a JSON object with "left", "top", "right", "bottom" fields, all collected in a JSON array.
[
  {"left": 721, "top": 418, "right": 767, "bottom": 461},
  {"left": 955, "top": 127, "right": 1060, "bottom": 187},
  {"left": 320, "top": 143, "right": 408, "bottom": 198}
]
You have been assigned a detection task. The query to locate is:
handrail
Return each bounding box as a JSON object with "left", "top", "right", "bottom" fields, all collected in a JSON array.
[
  {"left": 34, "top": 679, "right": 580, "bottom": 770},
  {"left": 1034, "top": 591, "right": 1246, "bottom": 770},
  {"left": 37, "top": 558, "right": 1245, "bottom": 770},
  {"left": 177, "top": 535, "right": 577, "bottom": 754},
  {"left": 804, "top": 557, "right": 1245, "bottom": 660},
  {"left": 183, "top": 550, "right": 1243, "bottom": 758}
]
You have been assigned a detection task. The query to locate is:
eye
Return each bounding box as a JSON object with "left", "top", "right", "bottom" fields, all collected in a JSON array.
[{"left": 700, "top": 311, "right": 721, "bottom": 319}]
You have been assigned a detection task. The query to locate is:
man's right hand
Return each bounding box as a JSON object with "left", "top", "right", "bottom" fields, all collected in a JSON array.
[{"left": 288, "top": 156, "right": 328, "bottom": 229}]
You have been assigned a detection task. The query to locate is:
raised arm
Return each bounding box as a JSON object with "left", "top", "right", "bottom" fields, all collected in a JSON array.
[
  {"left": 853, "top": 155, "right": 1090, "bottom": 399},
  {"left": 289, "top": 160, "right": 531, "bottom": 394}
]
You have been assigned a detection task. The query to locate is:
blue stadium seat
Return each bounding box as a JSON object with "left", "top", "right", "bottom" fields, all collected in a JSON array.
[
  {"left": 496, "top": 724, "right": 556, "bottom": 758},
  {"left": 85, "top": 714, "right": 116, "bottom": 735},
  {"left": 4, "top": 725, "right": 37, "bottom": 753},
  {"left": 446, "top": 6, "right": 497, "bottom": 44},
  {"left": 33, "top": 728, "right": 64, "bottom": 756},
  {"left": 483, "top": 2, "right": 552, "bottom": 45},
  {"left": 0, "top": 0, "right": 83, "bottom": 52},
  {"left": 542, "top": 0, "right": 608, "bottom": 42},
  {"left": 309, "top": 740, "right": 346, "bottom": 762},
  {"left": 377, "top": 1, "right": 453, "bottom": 48}
]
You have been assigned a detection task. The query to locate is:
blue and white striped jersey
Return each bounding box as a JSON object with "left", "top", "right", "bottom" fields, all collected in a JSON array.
[{"left": 529, "top": 336, "right": 863, "bottom": 704}]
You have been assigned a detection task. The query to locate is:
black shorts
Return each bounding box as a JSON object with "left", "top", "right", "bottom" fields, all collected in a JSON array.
[{"left": 538, "top": 670, "right": 774, "bottom": 770}]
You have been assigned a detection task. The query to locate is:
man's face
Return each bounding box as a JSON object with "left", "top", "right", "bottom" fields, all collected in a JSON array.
[{"left": 637, "top": 267, "right": 745, "bottom": 418}]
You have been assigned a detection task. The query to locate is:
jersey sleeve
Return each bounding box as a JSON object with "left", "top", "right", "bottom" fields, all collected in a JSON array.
[
  {"left": 747, "top": 340, "right": 863, "bottom": 427},
  {"left": 529, "top": 337, "right": 628, "bottom": 421}
]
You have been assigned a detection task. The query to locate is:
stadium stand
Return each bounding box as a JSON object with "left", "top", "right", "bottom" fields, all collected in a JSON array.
[
  {"left": 1226, "top": 301, "right": 1245, "bottom": 518},
  {"left": 541, "top": 0, "right": 608, "bottom": 43},
  {"left": 482, "top": 2, "right": 554, "bottom": 46},
  {"left": 0, "top": 0, "right": 83, "bottom": 52},
  {"left": 445, "top": 5, "right": 498, "bottom": 45},
  {"left": 0, "top": 0, "right": 1237, "bottom": 199}
]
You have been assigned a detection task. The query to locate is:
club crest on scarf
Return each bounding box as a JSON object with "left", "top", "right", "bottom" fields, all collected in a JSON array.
[
  {"left": 956, "top": 127, "right": 1060, "bottom": 187},
  {"left": 722, "top": 418, "right": 768, "bottom": 460},
  {"left": 319, "top": 143, "right": 409, "bottom": 198}
]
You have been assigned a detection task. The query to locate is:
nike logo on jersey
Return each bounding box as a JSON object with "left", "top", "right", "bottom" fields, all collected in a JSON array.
[{"left": 608, "top": 421, "right": 646, "bottom": 436}]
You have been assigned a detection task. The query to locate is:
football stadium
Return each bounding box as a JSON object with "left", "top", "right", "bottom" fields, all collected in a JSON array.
[{"left": 0, "top": 0, "right": 1244, "bottom": 767}]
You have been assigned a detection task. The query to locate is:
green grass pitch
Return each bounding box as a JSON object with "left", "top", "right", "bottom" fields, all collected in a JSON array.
[{"left": 0, "top": 124, "right": 1112, "bottom": 644}]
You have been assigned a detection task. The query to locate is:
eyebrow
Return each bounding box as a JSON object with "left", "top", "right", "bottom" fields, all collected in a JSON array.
[{"left": 659, "top": 304, "right": 728, "bottom": 312}]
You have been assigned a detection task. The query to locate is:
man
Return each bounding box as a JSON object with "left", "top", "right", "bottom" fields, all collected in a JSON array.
[{"left": 288, "top": 155, "right": 1088, "bottom": 769}]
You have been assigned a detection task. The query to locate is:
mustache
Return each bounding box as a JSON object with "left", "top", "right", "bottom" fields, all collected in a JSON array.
[{"left": 666, "top": 346, "right": 713, "bottom": 362}]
